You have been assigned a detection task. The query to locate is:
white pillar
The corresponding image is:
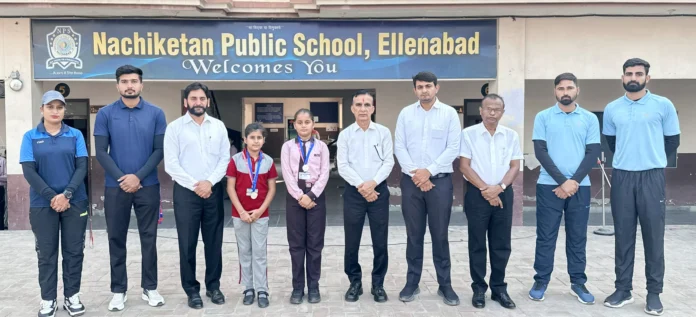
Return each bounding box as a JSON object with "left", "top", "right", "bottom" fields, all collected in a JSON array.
[
  {"left": 492, "top": 17, "right": 526, "bottom": 225},
  {"left": 2, "top": 18, "right": 43, "bottom": 229}
]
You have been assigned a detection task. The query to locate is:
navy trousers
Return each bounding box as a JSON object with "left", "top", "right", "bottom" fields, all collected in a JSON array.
[{"left": 533, "top": 184, "right": 590, "bottom": 285}]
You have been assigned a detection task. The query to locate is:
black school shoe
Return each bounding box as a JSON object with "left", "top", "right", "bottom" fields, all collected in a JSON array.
[
  {"left": 289, "top": 289, "right": 304, "bottom": 305},
  {"left": 257, "top": 291, "right": 270, "bottom": 308},
  {"left": 242, "top": 289, "right": 254, "bottom": 305}
]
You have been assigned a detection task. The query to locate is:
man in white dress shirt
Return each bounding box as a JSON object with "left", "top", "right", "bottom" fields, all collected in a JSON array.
[
  {"left": 459, "top": 93, "right": 522, "bottom": 310},
  {"left": 337, "top": 90, "right": 395, "bottom": 303},
  {"left": 163, "top": 82, "right": 230, "bottom": 309},
  {"left": 394, "top": 71, "right": 462, "bottom": 306}
]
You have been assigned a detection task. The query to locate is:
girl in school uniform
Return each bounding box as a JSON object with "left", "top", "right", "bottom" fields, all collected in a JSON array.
[
  {"left": 281, "top": 109, "right": 331, "bottom": 305},
  {"left": 226, "top": 122, "right": 278, "bottom": 308}
]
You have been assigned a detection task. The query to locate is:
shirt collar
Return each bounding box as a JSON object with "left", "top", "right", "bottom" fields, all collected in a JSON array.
[
  {"left": 294, "top": 136, "right": 316, "bottom": 144},
  {"left": 352, "top": 121, "right": 375, "bottom": 132},
  {"left": 183, "top": 112, "right": 211, "bottom": 124},
  {"left": 241, "top": 149, "right": 263, "bottom": 162},
  {"left": 622, "top": 90, "right": 652, "bottom": 105},
  {"left": 477, "top": 122, "right": 504, "bottom": 136},
  {"left": 117, "top": 97, "right": 144, "bottom": 109},
  {"left": 37, "top": 118, "right": 70, "bottom": 136},
  {"left": 552, "top": 103, "right": 582, "bottom": 114},
  {"left": 416, "top": 97, "right": 442, "bottom": 110}
]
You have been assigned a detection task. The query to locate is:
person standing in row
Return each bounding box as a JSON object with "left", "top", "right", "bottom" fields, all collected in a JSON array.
[
  {"left": 337, "top": 90, "right": 394, "bottom": 303},
  {"left": 602, "top": 58, "right": 680, "bottom": 316},
  {"left": 281, "top": 109, "right": 330, "bottom": 305},
  {"left": 21, "top": 91, "right": 89, "bottom": 317},
  {"left": 529, "top": 73, "right": 600, "bottom": 304},
  {"left": 226, "top": 122, "right": 278, "bottom": 308},
  {"left": 93, "top": 65, "right": 167, "bottom": 311},
  {"left": 164, "top": 82, "right": 230, "bottom": 309},
  {"left": 394, "top": 71, "right": 462, "bottom": 306},
  {"left": 459, "top": 94, "right": 521, "bottom": 310}
]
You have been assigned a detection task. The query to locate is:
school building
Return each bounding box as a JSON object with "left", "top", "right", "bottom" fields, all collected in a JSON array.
[{"left": 1, "top": 0, "right": 694, "bottom": 230}]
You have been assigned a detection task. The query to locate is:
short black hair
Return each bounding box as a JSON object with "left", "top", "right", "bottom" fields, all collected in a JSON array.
[
  {"left": 554, "top": 72, "right": 578, "bottom": 87},
  {"left": 244, "top": 122, "right": 267, "bottom": 138},
  {"left": 183, "top": 82, "right": 210, "bottom": 99},
  {"left": 412, "top": 71, "right": 438, "bottom": 87},
  {"left": 294, "top": 108, "right": 314, "bottom": 121},
  {"left": 623, "top": 58, "right": 650, "bottom": 75},
  {"left": 115, "top": 65, "right": 143, "bottom": 82},
  {"left": 482, "top": 93, "right": 505, "bottom": 108},
  {"left": 352, "top": 89, "right": 375, "bottom": 105}
]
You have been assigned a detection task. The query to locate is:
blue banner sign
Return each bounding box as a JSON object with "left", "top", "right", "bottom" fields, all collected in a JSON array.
[
  {"left": 31, "top": 19, "right": 497, "bottom": 80},
  {"left": 254, "top": 103, "right": 284, "bottom": 123}
]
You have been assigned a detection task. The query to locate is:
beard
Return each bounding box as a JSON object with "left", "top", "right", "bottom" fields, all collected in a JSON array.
[
  {"left": 623, "top": 81, "right": 646, "bottom": 93},
  {"left": 188, "top": 106, "right": 206, "bottom": 117},
  {"left": 557, "top": 95, "right": 576, "bottom": 106},
  {"left": 120, "top": 90, "right": 140, "bottom": 99}
]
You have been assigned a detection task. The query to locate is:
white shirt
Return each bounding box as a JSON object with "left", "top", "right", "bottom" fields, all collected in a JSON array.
[
  {"left": 337, "top": 121, "right": 395, "bottom": 187},
  {"left": 459, "top": 123, "right": 523, "bottom": 185},
  {"left": 394, "top": 98, "right": 461, "bottom": 176},
  {"left": 163, "top": 113, "right": 230, "bottom": 191}
]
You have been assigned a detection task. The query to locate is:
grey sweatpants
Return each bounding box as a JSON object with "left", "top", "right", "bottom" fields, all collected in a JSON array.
[{"left": 233, "top": 217, "right": 269, "bottom": 293}]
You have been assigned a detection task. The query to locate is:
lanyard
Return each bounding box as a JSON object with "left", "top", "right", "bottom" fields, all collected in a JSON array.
[
  {"left": 244, "top": 149, "right": 263, "bottom": 191},
  {"left": 297, "top": 137, "right": 315, "bottom": 167}
]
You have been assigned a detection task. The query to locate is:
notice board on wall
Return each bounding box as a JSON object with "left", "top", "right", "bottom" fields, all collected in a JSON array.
[
  {"left": 310, "top": 102, "right": 339, "bottom": 123},
  {"left": 254, "top": 103, "right": 283, "bottom": 123}
]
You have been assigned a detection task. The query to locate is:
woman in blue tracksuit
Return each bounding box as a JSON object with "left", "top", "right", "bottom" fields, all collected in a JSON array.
[{"left": 20, "top": 91, "right": 89, "bottom": 317}]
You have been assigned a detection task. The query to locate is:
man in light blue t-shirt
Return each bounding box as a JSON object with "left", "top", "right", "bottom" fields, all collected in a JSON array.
[
  {"left": 529, "top": 73, "right": 600, "bottom": 305},
  {"left": 601, "top": 58, "right": 680, "bottom": 316}
]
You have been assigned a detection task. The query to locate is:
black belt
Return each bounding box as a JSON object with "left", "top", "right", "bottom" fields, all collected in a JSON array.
[{"left": 430, "top": 173, "right": 451, "bottom": 179}]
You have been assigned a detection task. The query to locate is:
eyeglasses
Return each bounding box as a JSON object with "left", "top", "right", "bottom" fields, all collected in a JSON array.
[{"left": 482, "top": 107, "right": 504, "bottom": 114}]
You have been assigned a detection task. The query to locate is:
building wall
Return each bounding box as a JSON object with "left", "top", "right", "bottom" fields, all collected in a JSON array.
[
  {"left": 0, "top": 99, "right": 5, "bottom": 155},
  {"left": 525, "top": 17, "right": 696, "bottom": 80}
]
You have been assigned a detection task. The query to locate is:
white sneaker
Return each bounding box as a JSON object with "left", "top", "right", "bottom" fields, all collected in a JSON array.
[
  {"left": 142, "top": 289, "right": 165, "bottom": 307},
  {"left": 108, "top": 293, "right": 127, "bottom": 311},
  {"left": 63, "top": 293, "right": 85, "bottom": 316},
  {"left": 38, "top": 299, "right": 57, "bottom": 317}
]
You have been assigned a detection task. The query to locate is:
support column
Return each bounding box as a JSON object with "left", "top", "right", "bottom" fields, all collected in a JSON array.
[
  {"left": 491, "top": 17, "right": 526, "bottom": 226},
  {"left": 2, "top": 18, "right": 43, "bottom": 230}
]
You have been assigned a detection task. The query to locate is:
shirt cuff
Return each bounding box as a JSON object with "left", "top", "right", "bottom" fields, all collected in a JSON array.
[{"left": 426, "top": 165, "right": 438, "bottom": 177}]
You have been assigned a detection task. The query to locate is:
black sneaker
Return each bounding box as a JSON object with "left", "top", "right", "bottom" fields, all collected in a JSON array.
[
  {"left": 63, "top": 293, "right": 85, "bottom": 317},
  {"left": 289, "top": 289, "right": 304, "bottom": 305},
  {"left": 437, "top": 285, "right": 460, "bottom": 306},
  {"left": 371, "top": 285, "right": 388, "bottom": 303},
  {"left": 257, "top": 291, "right": 270, "bottom": 308},
  {"left": 345, "top": 282, "right": 363, "bottom": 302},
  {"left": 38, "top": 299, "right": 57, "bottom": 317},
  {"left": 604, "top": 290, "right": 634, "bottom": 308},
  {"left": 645, "top": 293, "right": 664, "bottom": 316},
  {"left": 399, "top": 284, "right": 420, "bottom": 302},
  {"left": 242, "top": 289, "right": 255, "bottom": 305},
  {"left": 308, "top": 288, "right": 321, "bottom": 304}
]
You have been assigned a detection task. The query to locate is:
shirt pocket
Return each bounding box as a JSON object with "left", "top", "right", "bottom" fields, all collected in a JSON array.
[
  {"left": 207, "top": 133, "right": 222, "bottom": 156},
  {"left": 429, "top": 127, "right": 447, "bottom": 153}
]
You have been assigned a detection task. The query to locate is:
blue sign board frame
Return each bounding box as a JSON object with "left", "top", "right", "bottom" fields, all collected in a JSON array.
[{"left": 31, "top": 19, "right": 497, "bottom": 80}]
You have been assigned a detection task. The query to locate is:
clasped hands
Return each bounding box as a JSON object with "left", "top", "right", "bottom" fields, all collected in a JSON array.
[
  {"left": 480, "top": 185, "right": 505, "bottom": 208},
  {"left": 298, "top": 194, "right": 317, "bottom": 210},
  {"left": 554, "top": 180, "right": 579, "bottom": 199},
  {"left": 50, "top": 194, "right": 70, "bottom": 212},
  {"left": 239, "top": 208, "right": 263, "bottom": 224},
  {"left": 410, "top": 169, "right": 435, "bottom": 192},
  {"left": 118, "top": 174, "right": 142, "bottom": 193},
  {"left": 193, "top": 180, "right": 214, "bottom": 199},
  {"left": 357, "top": 180, "right": 379, "bottom": 202}
]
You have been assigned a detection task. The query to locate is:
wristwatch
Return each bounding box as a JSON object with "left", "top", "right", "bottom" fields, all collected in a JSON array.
[
  {"left": 499, "top": 183, "right": 507, "bottom": 190},
  {"left": 62, "top": 190, "right": 73, "bottom": 200}
]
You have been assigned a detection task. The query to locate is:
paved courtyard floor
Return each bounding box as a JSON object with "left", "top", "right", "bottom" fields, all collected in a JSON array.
[{"left": 0, "top": 225, "right": 694, "bottom": 316}]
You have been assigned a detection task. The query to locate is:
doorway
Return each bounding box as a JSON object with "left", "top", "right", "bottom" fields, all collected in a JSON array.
[
  {"left": 462, "top": 98, "right": 483, "bottom": 128},
  {"left": 64, "top": 99, "right": 91, "bottom": 207}
]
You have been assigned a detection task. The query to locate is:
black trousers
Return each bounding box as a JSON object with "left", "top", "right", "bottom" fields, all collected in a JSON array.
[
  {"left": 611, "top": 168, "right": 666, "bottom": 294},
  {"left": 0, "top": 186, "right": 5, "bottom": 230},
  {"left": 104, "top": 184, "right": 160, "bottom": 293},
  {"left": 401, "top": 173, "right": 454, "bottom": 287},
  {"left": 30, "top": 200, "right": 89, "bottom": 300},
  {"left": 173, "top": 182, "right": 225, "bottom": 296},
  {"left": 286, "top": 191, "right": 327, "bottom": 290},
  {"left": 464, "top": 183, "right": 513, "bottom": 293},
  {"left": 534, "top": 184, "right": 591, "bottom": 285},
  {"left": 343, "top": 181, "right": 390, "bottom": 286}
]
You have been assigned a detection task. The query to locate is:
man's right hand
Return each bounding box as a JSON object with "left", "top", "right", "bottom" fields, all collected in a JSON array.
[
  {"left": 487, "top": 197, "right": 504, "bottom": 208},
  {"left": 364, "top": 191, "right": 379, "bottom": 202},
  {"left": 560, "top": 180, "right": 579, "bottom": 196},
  {"left": 118, "top": 174, "right": 141, "bottom": 193}
]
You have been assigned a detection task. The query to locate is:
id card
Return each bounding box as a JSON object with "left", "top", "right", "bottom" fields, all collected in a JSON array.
[{"left": 299, "top": 172, "right": 311, "bottom": 180}]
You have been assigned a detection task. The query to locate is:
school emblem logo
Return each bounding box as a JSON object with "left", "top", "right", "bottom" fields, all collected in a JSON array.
[{"left": 46, "top": 26, "right": 83, "bottom": 70}]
